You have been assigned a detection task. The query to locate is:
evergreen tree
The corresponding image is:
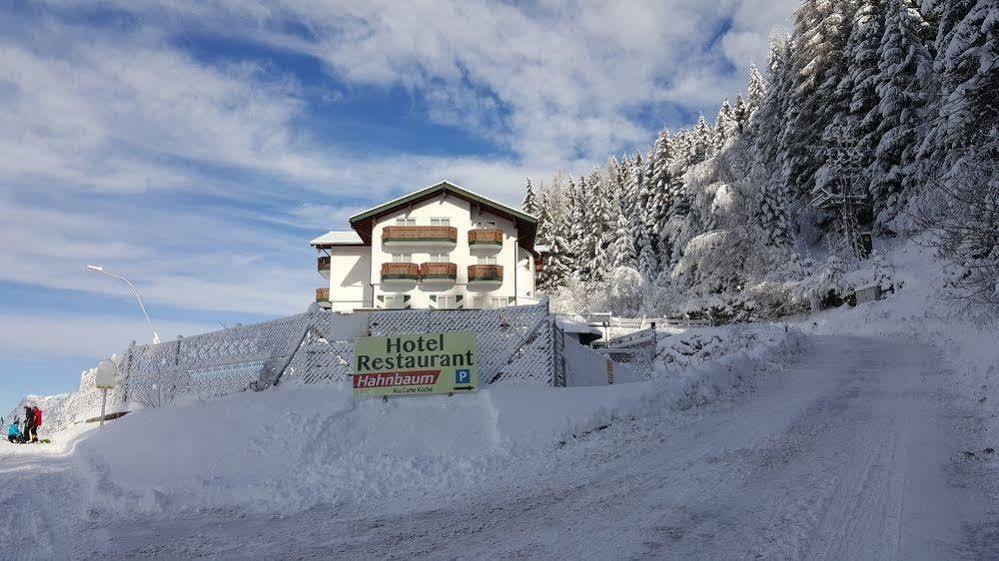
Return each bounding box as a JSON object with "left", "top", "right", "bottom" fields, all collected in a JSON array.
[
  {"left": 690, "top": 115, "right": 716, "bottom": 164},
  {"left": 871, "top": 0, "right": 933, "bottom": 232},
  {"left": 631, "top": 152, "right": 658, "bottom": 280},
  {"left": 535, "top": 187, "right": 572, "bottom": 292},
  {"left": 750, "top": 34, "right": 795, "bottom": 245},
  {"left": 779, "top": 0, "right": 857, "bottom": 201},
  {"left": 521, "top": 178, "right": 539, "bottom": 216},
  {"left": 747, "top": 63, "right": 768, "bottom": 116},
  {"left": 815, "top": 0, "right": 887, "bottom": 204},
  {"left": 733, "top": 93, "right": 750, "bottom": 133},
  {"left": 714, "top": 98, "right": 738, "bottom": 149}
]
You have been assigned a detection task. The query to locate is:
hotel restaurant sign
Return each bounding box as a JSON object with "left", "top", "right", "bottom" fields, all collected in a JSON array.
[{"left": 353, "top": 332, "right": 478, "bottom": 398}]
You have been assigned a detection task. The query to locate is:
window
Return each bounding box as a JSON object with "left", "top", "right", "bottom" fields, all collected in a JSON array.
[
  {"left": 491, "top": 297, "right": 508, "bottom": 309},
  {"left": 429, "top": 252, "right": 451, "bottom": 262},
  {"left": 391, "top": 253, "right": 412, "bottom": 263},
  {"left": 384, "top": 295, "right": 407, "bottom": 309},
  {"left": 477, "top": 255, "right": 497, "bottom": 265},
  {"left": 437, "top": 295, "right": 459, "bottom": 309},
  {"left": 430, "top": 217, "right": 450, "bottom": 226},
  {"left": 476, "top": 219, "right": 496, "bottom": 228},
  {"left": 395, "top": 217, "right": 416, "bottom": 226}
]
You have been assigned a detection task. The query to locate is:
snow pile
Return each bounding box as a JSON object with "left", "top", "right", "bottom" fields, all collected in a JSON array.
[
  {"left": 64, "top": 326, "right": 802, "bottom": 519},
  {"left": 655, "top": 323, "right": 793, "bottom": 375}
]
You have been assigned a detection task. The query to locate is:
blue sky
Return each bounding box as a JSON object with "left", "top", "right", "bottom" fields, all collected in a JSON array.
[{"left": 0, "top": 0, "right": 797, "bottom": 414}]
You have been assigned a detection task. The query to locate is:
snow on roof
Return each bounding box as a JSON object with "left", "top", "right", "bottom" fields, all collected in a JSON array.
[
  {"left": 534, "top": 245, "right": 551, "bottom": 253},
  {"left": 310, "top": 231, "right": 363, "bottom": 246},
  {"left": 555, "top": 316, "right": 604, "bottom": 336}
]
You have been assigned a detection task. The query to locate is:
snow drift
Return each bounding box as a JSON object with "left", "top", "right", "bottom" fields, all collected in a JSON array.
[{"left": 63, "top": 327, "right": 803, "bottom": 518}]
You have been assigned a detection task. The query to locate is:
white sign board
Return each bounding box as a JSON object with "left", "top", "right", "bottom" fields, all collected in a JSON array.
[{"left": 95, "top": 359, "right": 116, "bottom": 389}]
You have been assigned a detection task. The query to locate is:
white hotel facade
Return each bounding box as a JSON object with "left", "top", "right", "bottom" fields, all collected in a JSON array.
[{"left": 311, "top": 181, "right": 542, "bottom": 311}]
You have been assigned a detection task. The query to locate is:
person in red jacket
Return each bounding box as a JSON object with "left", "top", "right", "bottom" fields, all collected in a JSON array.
[{"left": 31, "top": 407, "right": 41, "bottom": 443}]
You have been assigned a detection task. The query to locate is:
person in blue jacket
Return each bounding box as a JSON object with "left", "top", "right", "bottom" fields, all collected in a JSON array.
[{"left": 8, "top": 417, "right": 25, "bottom": 444}]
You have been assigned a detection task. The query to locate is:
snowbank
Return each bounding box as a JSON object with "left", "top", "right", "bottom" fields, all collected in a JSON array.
[{"left": 65, "top": 327, "right": 803, "bottom": 518}]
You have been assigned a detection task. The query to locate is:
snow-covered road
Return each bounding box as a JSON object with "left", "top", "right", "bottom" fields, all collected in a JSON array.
[{"left": 3, "top": 335, "right": 998, "bottom": 560}]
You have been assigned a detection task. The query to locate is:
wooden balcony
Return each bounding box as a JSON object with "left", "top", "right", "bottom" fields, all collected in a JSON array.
[
  {"left": 381, "top": 262, "right": 420, "bottom": 281},
  {"left": 468, "top": 228, "right": 503, "bottom": 250},
  {"left": 420, "top": 262, "right": 457, "bottom": 284},
  {"left": 317, "top": 255, "right": 331, "bottom": 278},
  {"left": 467, "top": 264, "right": 503, "bottom": 287},
  {"left": 382, "top": 226, "right": 458, "bottom": 248},
  {"left": 315, "top": 287, "right": 330, "bottom": 305}
]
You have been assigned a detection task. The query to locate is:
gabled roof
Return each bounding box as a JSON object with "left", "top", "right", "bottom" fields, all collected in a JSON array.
[
  {"left": 349, "top": 180, "right": 537, "bottom": 225},
  {"left": 310, "top": 230, "right": 363, "bottom": 248},
  {"left": 347, "top": 180, "right": 539, "bottom": 252}
]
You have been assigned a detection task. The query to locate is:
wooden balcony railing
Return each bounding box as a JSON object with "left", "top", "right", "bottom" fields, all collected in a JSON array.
[
  {"left": 467, "top": 264, "right": 503, "bottom": 283},
  {"left": 382, "top": 226, "right": 458, "bottom": 245},
  {"left": 316, "top": 287, "right": 330, "bottom": 302},
  {"left": 381, "top": 262, "right": 420, "bottom": 281},
  {"left": 420, "top": 262, "right": 457, "bottom": 281},
  {"left": 317, "top": 255, "right": 330, "bottom": 273},
  {"left": 468, "top": 228, "right": 503, "bottom": 247}
]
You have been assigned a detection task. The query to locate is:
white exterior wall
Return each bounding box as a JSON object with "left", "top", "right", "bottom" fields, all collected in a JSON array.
[
  {"left": 327, "top": 247, "right": 372, "bottom": 312},
  {"left": 369, "top": 194, "right": 524, "bottom": 309}
]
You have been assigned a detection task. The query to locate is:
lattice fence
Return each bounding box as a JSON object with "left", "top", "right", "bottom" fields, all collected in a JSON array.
[
  {"left": 367, "top": 301, "right": 554, "bottom": 385},
  {"left": 21, "top": 300, "right": 559, "bottom": 428}
]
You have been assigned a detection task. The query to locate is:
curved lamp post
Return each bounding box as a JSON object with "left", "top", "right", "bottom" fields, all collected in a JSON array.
[{"left": 86, "top": 265, "right": 161, "bottom": 344}]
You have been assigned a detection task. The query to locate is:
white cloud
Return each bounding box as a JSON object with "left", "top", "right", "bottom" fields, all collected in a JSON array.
[{"left": 0, "top": 1, "right": 799, "bottom": 362}]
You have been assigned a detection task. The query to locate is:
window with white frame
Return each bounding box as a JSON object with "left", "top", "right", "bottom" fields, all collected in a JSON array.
[
  {"left": 395, "top": 217, "right": 416, "bottom": 226},
  {"left": 429, "top": 252, "right": 451, "bottom": 262},
  {"left": 384, "top": 295, "right": 407, "bottom": 309},
  {"left": 491, "top": 297, "right": 508, "bottom": 309},
  {"left": 391, "top": 253, "right": 412, "bottom": 263},
  {"left": 430, "top": 217, "right": 450, "bottom": 226},
  {"left": 477, "top": 255, "right": 497, "bottom": 265},
  {"left": 436, "top": 295, "right": 459, "bottom": 309}
]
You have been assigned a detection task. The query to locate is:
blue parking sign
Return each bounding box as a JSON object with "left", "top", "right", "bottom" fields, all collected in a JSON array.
[{"left": 456, "top": 369, "right": 471, "bottom": 384}]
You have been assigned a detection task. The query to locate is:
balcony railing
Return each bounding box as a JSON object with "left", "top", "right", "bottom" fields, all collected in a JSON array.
[
  {"left": 381, "top": 262, "right": 421, "bottom": 281},
  {"left": 420, "top": 262, "right": 458, "bottom": 281},
  {"left": 317, "top": 255, "right": 331, "bottom": 278},
  {"left": 468, "top": 228, "right": 503, "bottom": 248},
  {"left": 467, "top": 264, "right": 503, "bottom": 286},
  {"left": 316, "top": 287, "right": 330, "bottom": 302},
  {"left": 382, "top": 226, "right": 458, "bottom": 247}
]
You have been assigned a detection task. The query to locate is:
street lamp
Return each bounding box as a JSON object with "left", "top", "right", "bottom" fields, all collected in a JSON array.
[{"left": 86, "top": 265, "right": 161, "bottom": 344}]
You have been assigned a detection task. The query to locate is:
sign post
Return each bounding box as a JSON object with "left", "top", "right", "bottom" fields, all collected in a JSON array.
[
  {"left": 94, "top": 359, "right": 116, "bottom": 428},
  {"left": 353, "top": 332, "right": 478, "bottom": 398}
]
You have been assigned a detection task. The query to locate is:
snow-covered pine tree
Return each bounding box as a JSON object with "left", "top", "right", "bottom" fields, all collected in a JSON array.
[
  {"left": 714, "top": 98, "right": 738, "bottom": 150},
  {"left": 535, "top": 185, "right": 573, "bottom": 292},
  {"left": 565, "top": 177, "right": 586, "bottom": 275},
  {"left": 923, "top": 0, "right": 997, "bottom": 193},
  {"left": 521, "top": 178, "right": 539, "bottom": 216},
  {"left": 647, "top": 130, "right": 675, "bottom": 275},
  {"left": 870, "top": 0, "right": 934, "bottom": 232},
  {"left": 747, "top": 63, "right": 768, "bottom": 117},
  {"left": 690, "top": 115, "right": 716, "bottom": 164},
  {"left": 605, "top": 156, "right": 638, "bottom": 273},
  {"left": 779, "top": 0, "right": 857, "bottom": 202},
  {"left": 631, "top": 152, "right": 659, "bottom": 280},
  {"left": 749, "top": 34, "right": 794, "bottom": 246},
  {"left": 814, "top": 0, "right": 887, "bottom": 208},
  {"left": 733, "top": 93, "right": 750, "bottom": 134},
  {"left": 591, "top": 162, "right": 619, "bottom": 280}
]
